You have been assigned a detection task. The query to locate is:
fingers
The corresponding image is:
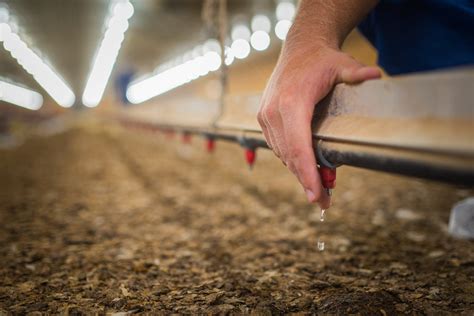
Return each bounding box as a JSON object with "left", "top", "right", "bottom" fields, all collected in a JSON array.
[
  {"left": 259, "top": 108, "right": 283, "bottom": 159},
  {"left": 340, "top": 65, "right": 382, "bottom": 83},
  {"left": 260, "top": 94, "right": 325, "bottom": 205},
  {"left": 259, "top": 81, "right": 282, "bottom": 155},
  {"left": 257, "top": 49, "right": 380, "bottom": 208},
  {"left": 265, "top": 111, "right": 288, "bottom": 160},
  {"left": 257, "top": 111, "right": 272, "bottom": 148},
  {"left": 258, "top": 90, "right": 289, "bottom": 160},
  {"left": 279, "top": 101, "right": 322, "bottom": 203},
  {"left": 263, "top": 106, "right": 332, "bottom": 209}
]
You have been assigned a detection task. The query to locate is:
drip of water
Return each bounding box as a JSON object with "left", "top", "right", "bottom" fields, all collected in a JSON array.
[
  {"left": 317, "top": 239, "right": 325, "bottom": 251},
  {"left": 317, "top": 207, "right": 326, "bottom": 251},
  {"left": 320, "top": 208, "right": 326, "bottom": 222}
]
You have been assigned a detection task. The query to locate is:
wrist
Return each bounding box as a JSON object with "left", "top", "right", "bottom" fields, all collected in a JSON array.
[
  {"left": 281, "top": 31, "right": 338, "bottom": 60},
  {"left": 282, "top": 21, "right": 341, "bottom": 58}
]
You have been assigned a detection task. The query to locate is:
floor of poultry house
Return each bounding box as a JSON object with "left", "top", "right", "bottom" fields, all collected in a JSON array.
[{"left": 0, "top": 123, "right": 473, "bottom": 315}]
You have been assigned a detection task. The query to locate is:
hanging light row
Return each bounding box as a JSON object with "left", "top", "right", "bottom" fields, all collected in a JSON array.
[
  {"left": 0, "top": 8, "right": 75, "bottom": 108},
  {"left": 0, "top": 79, "right": 43, "bottom": 110},
  {"left": 126, "top": 38, "right": 224, "bottom": 104},
  {"left": 126, "top": 0, "right": 296, "bottom": 104},
  {"left": 82, "top": 0, "right": 134, "bottom": 108}
]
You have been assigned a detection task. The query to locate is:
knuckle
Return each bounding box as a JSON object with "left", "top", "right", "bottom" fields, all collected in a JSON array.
[{"left": 263, "top": 105, "right": 279, "bottom": 121}]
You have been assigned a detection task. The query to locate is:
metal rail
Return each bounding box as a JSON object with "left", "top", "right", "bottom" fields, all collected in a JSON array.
[{"left": 118, "top": 68, "right": 474, "bottom": 186}]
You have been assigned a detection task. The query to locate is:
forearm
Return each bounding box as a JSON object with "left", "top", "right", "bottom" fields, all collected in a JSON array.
[{"left": 286, "top": 0, "right": 379, "bottom": 51}]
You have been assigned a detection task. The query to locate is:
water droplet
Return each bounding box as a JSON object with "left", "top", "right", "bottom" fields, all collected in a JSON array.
[
  {"left": 320, "top": 208, "right": 326, "bottom": 222},
  {"left": 317, "top": 239, "right": 325, "bottom": 251}
]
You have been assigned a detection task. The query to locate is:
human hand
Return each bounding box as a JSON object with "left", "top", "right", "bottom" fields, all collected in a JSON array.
[{"left": 257, "top": 43, "right": 381, "bottom": 207}]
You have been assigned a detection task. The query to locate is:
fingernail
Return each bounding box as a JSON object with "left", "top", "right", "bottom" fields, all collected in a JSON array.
[{"left": 305, "top": 189, "right": 316, "bottom": 202}]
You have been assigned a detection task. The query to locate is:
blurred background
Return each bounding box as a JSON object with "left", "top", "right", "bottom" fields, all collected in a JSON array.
[
  {"left": 0, "top": 0, "right": 377, "bottom": 129},
  {"left": 1, "top": 1, "right": 473, "bottom": 314}
]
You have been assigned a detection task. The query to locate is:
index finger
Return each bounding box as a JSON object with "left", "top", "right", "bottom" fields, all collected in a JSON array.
[{"left": 279, "top": 102, "right": 323, "bottom": 203}]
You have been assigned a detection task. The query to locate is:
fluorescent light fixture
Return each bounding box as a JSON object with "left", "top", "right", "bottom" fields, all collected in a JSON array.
[
  {"left": 204, "top": 51, "right": 222, "bottom": 71},
  {"left": 0, "top": 22, "right": 10, "bottom": 42},
  {"left": 276, "top": 1, "right": 296, "bottom": 21},
  {"left": 126, "top": 40, "right": 223, "bottom": 104},
  {"left": 275, "top": 20, "right": 292, "bottom": 40},
  {"left": 127, "top": 63, "right": 191, "bottom": 104},
  {"left": 0, "top": 6, "right": 8, "bottom": 24},
  {"left": 126, "top": 20, "right": 261, "bottom": 105},
  {"left": 231, "top": 24, "right": 251, "bottom": 41},
  {"left": 250, "top": 31, "right": 270, "bottom": 51},
  {"left": 251, "top": 15, "right": 271, "bottom": 33},
  {"left": 231, "top": 39, "right": 250, "bottom": 59},
  {"left": 1, "top": 21, "right": 75, "bottom": 107},
  {"left": 0, "top": 79, "right": 43, "bottom": 110},
  {"left": 203, "top": 38, "right": 221, "bottom": 55},
  {"left": 82, "top": 0, "right": 134, "bottom": 107}
]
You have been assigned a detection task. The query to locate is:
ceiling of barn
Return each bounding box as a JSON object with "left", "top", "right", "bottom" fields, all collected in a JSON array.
[{"left": 0, "top": 0, "right": 276, "bottom": 109}]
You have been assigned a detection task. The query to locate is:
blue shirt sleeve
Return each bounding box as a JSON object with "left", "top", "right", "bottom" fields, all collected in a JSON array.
[{"left": 358, "top": 0, "right": 474, "bottom": 75}]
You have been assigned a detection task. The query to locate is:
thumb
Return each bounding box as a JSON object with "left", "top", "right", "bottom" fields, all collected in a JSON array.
[{"left": 337, "top": 57, "right": 381, "bottom": 84}]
